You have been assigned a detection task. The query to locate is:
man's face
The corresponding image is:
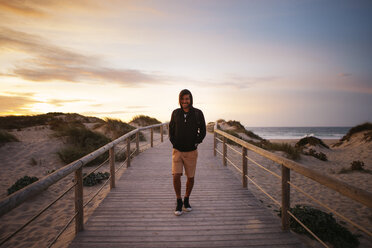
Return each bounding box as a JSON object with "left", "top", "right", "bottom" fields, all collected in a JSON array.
[{"left": 181, "top": 94, "right": 191, "bottom": 109}]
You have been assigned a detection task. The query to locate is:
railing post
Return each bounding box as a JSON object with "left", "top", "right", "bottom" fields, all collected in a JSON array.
[
  {"left": 109, "top": 146, "right": 115, "bottom": 189},
  {"left": 151, "top": 127, "right": 153, "bottom": 147},
  {"left": 213, "top": 132, "right": 217, "bottom": 156},
  {"left": 136, "top": 132, "right": 139, "bottom": 155},
  {"left": 160, "top": 125, "right": 163, "bottom": 142},
  {"left": 223, "top": 136, "right": 227, "bottom": 166},
  {"left": 127, "top": 138, "right": 131, "bottom": 168},
  {"left": 74, "top": 167, "right": 84, "bottom": 233},
  {"left": 242, "top": 147, "right": 247, "bottom": 188},
  {"left": 281, "top": 165, "right": 290, "bottom": 230}
]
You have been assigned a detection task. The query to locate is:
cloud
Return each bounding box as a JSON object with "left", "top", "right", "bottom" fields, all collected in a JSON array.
[
  {"left": 0, "top": 27, "right": 167, "bottom": 86},
  {"left": 47, "top": 99, "right": 82, "bottom": 107},
  {"left": 0, "top": 94, "right": 39, "bottom": 114},
  {"left": 0, "top": 0, "right": 101, "bottom": 18},
  {"left": 187, "top": 76, "right": 279, "bottom": 89},
  {"left": 338, "top": 73, "right": 352, "bottom": 77}
]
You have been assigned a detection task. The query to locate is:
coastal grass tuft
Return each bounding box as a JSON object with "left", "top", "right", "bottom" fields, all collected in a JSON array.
[
  {"left": 334, "top": 122, "right": 372, "bottom": 146},
  {"left": 55, "top": 122, "right": 111, "bottom": 166},
  {"left": 276, "top": 205, "right": 359, "bottom": 248},
  {"left": 302, "top": 148, "right": 328, "bottom": 161},
  {"left": 221, "top": 129, "right": 301, "bottom": 160},
  {"left": 0, "top": 129, "right": 19, "bottom": 144},
  {"left": 130, "top": 115, "right": 161, "bottom": 126},
  {"left": 7, "top": 176, "right": 39, "bottom": 195},
  {"left": 103, "top": 118, "right": 146, "bottom": 141},
  {"left": 338, "top": 160, "right": 371, "bottom": 174},
  {"left": 296, "top": 136, "right": 330, "bottom": 149},
  {"left": 83, "top": 172, "right": 110, "bottom": 186},
  {"left": 0, "top": 112, "right": 103, "bottom": 130}
]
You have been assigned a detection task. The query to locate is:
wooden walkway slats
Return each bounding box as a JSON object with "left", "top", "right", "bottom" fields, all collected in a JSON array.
[{"left": 69, "top": 133, "right": 306, "bottom": 248}]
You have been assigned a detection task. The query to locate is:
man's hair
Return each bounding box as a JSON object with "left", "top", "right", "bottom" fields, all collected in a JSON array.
[{"left": 179, "top": 89, "right": 193, "bottom": 108}]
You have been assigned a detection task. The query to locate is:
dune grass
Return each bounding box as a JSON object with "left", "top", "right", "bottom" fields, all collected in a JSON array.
[
  {"left": 334, "top": 122, "right": 372, "bottom": 146},
  {"left": 296, "top": 136, "right": 330, "bottom": 149},
  {"left": 130, "top": 115, "right": 161, "bottom": 126},
  {"left": 54, "top": 122, "right": 111, "bottom": 165},
  {"left": 0, "top": 129, "right": 19, "bottom": 144},
  {"left": 0, "top": 112, "right": 103, "bottom": 130},
  {"left": 276, "top": 205, "right": 359, "bottom": 248},
  {"left": 221, "top": 129, "right": 301, "bottom": 160},
  {"left": 103, "top": 118, "right": 146, "bottom": 141}
]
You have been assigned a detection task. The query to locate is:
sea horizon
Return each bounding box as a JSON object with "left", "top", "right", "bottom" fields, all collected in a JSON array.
[{"left": 244, "top": 126, "right": 352, "bottom": 140}]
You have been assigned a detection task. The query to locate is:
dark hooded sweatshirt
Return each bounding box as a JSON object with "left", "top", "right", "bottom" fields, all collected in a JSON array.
[{"left": 169, "top": 105, "right": 206, "bottom": 152}]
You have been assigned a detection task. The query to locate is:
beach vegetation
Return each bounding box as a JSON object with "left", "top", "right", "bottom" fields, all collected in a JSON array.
[
  {"left": 218, "top": 129, "right": 301, "bottom": 160},
  {"left": 295, "top": 136, "right": 329, "bottom": 149},
  {"left": 7, "top": 176, "right": 39, "bottom": 195},
  {"left": 0, "top": 129, "right": 19, "bottom": 144},
  {"left": 276, "top": 204, "right": 359, "bottom": 248},
  {"left": 130, "top": 115, "right": 161, "bottom": 126},
  {"left": 55, "top": 123, "right": 111, "bottom": 166},
  {"left": 103, "top": 118, "right": 145, "bottom": 140},
  {"left": 30, "top": 157, "right": 38, "bottom": 166},
  {"left": 0, "top": 112, "right": 103, "bottom": 130},
  {"left": 339, "top": 160, "right": 371, "bottom": 174},
  {"left": 83, "top": 172, "right": 110, "bottom": 186},
  {"left": 334, "top": 122, "right": 372, "bottom": 146},
  {"left": 303, "top": 148, "right": 328, "bottom": 161}
]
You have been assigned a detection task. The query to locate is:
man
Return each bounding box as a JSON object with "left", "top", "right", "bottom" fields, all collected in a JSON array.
[{"left": 169, "top": 89, "right": 206, "bottom": 216}]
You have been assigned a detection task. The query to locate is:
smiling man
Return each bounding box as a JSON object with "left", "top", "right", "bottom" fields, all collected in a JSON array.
[{"left": 169, "top": 89, "right": 206, "bottom": 216}]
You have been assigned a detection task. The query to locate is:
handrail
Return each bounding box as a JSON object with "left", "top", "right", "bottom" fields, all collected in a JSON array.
[
  {"left": 0, "top": 123, "right": 167, "bottom": 217},
  {"left": 214, "top": 124, "right": 372, "bottom": 209},
  {"left": 0, "top": 121, "right": 169, "bottom": 247},
  {"left": 213, "top": 121, "right": 372, "bottom": 243}
]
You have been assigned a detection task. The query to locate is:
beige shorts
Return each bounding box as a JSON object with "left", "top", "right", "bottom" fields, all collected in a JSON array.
[{"left": 172, "top": 148, "right": 198, "bottom": 178}]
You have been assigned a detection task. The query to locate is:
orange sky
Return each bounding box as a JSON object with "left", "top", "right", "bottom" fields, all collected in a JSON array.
[{"left": 1, "top": 0, "right": 371, "bottom": 126}]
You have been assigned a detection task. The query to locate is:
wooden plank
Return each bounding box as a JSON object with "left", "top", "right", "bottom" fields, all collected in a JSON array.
[{"left": 69, "top": 133, "right": 305, "bottom": 248}]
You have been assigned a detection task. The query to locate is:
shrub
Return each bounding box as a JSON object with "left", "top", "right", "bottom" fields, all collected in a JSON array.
[
  {"left": 0, "top": 129, "right": 19, "bottom": 144},
  {"left": 277, "top": 205, "right": 359, "bottom": 248},
  {"left": 334, "top": 122, "right": 372, "bottom": 146},
  {"left": 83, "top": 172, "right": 110, "bottom": 186},
  {"left": 104, "top": 118, "right": 145, "bottom": 141},
  {"left": 7, "top": 176, "right": 39, "bottom": 195},
  {"left": 303, "top": 148, "right": 328, "bottom": 161},
  {"left": 30, "top": 157, "right": 38, "bottom": 166},
  {"left": 130, "top": 115, "right": 161, "bottom": 126},
  {"left": 338, "top": 160, "right": 369, "bottom": 174},
  {"left": 56, "top": 126, "right": 111, "bottom": 165},
  {"left": 296, "top": 136, "right": 329, "bottom": 149},
  {"left": 220, "top": 129, "right": 301, "bottom": 160},
  {"left": 350, "top": 160, "right": 365, "bottom": 171}
]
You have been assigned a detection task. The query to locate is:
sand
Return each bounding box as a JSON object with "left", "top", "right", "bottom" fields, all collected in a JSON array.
[
  {"left": 0, "top": 125, "right": 163, "bottom": 248},
  {"left": 215, "top": 132, "right": 372, "bottom": 247}
]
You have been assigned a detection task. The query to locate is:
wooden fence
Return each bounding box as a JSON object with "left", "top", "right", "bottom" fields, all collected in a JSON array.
[
  {"left": 0, "top": 122, "right": 169, "bottom": 247},
  {"left": 213, "top": 122, "right": 372, "bottom": 247}
]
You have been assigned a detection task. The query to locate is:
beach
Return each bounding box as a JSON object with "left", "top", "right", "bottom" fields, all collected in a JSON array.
[
  {"left": 216, "top": 134, "right": 372, "bottom": 247},
  {"left": 0, "top": 125, "right": 162, "bottom": 248}
]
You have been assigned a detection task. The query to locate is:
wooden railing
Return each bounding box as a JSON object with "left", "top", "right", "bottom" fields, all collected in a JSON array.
[
  {"left": 0, "top": 122, "right": 169, "bottom": 247},
  {"left": 213, "top": 122, "right": 372, "bottom": 247}
]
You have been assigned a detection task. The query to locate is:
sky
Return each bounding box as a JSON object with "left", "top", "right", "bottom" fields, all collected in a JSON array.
[{"left": 0, "top": 0, "right": 371, "bottom": 127}]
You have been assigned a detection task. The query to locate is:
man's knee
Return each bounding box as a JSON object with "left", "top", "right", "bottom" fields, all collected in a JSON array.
[
  {"left": 187, "top": 176, "right": 194, "bottom": 181},
  {"left": 173, "top": 173, "right": 182, "bottom": 178}
]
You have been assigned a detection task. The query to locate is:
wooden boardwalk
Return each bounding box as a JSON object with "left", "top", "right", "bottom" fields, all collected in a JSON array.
[{"left": 69, "top": 133, "right": 306, "bottom": 248}]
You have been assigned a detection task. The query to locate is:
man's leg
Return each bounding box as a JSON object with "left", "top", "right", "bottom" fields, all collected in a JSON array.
[
  {"left": 185, "top": 177, "right": 194, "bottom": 197},
  {"left": 173, "top": 173, "right": 182, "bottom": 199}
]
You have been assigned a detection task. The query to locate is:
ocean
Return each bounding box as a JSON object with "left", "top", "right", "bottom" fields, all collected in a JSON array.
[{"left": 244, "top": 126, "right": 351, "bottom": 140}]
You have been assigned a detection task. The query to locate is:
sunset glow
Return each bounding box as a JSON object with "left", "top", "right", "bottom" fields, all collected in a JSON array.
[{"left": 1, "top": 0, "right": 371, "bottom": 126}]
